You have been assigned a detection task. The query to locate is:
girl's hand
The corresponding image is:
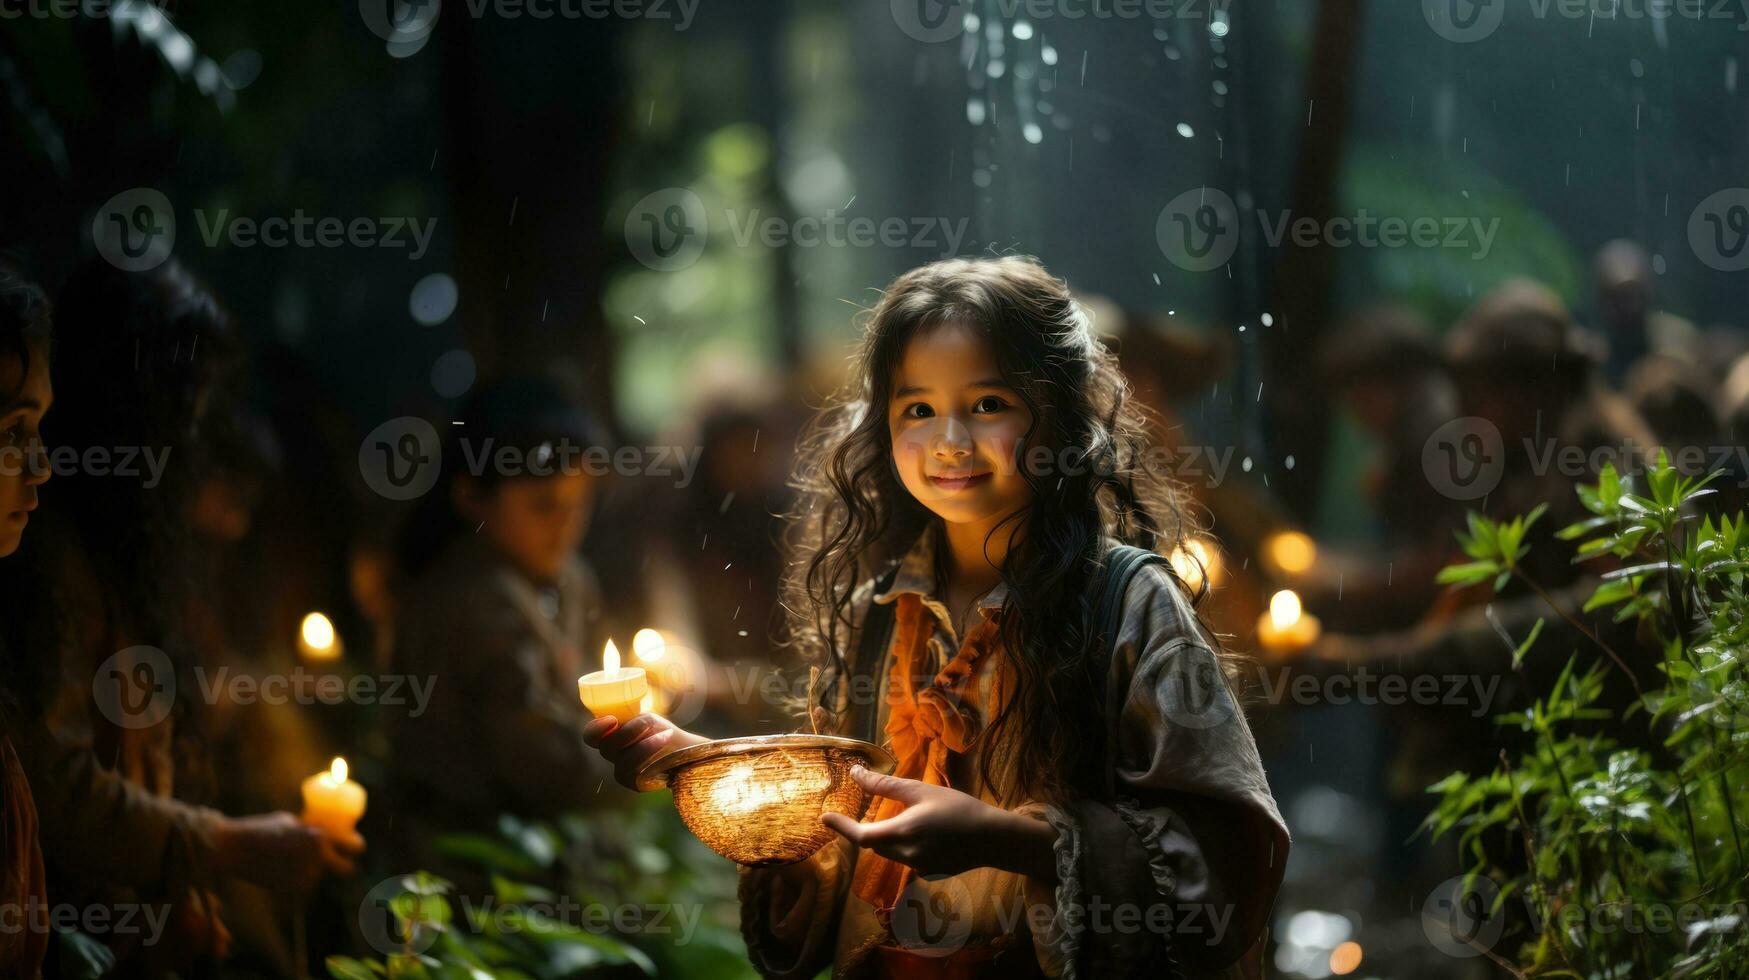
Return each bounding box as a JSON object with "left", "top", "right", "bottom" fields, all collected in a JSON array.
[
  {"left": 821, "top": 766, "right": 1058, "bottom": 881},
  {"left": 582, "top": 713, "right": 708, "bottom": 790}
]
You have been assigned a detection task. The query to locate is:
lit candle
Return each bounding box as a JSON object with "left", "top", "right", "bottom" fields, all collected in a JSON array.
[
  {"left": 1256, "top": 589, "right": 1322, "bottom": 655},
  {"left": 299, "top": 612, "right": 342, "bottom": 662},
  {"left": 578, "top": 640, "right": 649, "bottom": 723},
  {"left": 301, "top": 757, "right": 366, "bottom": 840}
]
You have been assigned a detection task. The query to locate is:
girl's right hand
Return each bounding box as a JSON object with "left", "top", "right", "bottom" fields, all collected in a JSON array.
[{"left": 582, "top": 714, "right": 707, "bottom": 790}]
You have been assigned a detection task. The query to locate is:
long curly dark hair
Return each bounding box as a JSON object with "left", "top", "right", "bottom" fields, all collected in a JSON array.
[{"left": 781, "top": 255, "right": 1217, "bottom": 806}]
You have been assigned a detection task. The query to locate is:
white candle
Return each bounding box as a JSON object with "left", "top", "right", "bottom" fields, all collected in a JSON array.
[
  {"left": 301, "top": 757, "right": 366, "bottom": 839},
  {"left": 578, "top": 640, "right": 649, "bottom": 722}
]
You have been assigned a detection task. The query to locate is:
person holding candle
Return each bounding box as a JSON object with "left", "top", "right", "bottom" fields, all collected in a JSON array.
[
  {"left": 0, "top": 257, "right": 363, "bottom": 975},
  {"left": 589, "top": 257, "right": 1289, "bottom": 979},
  {"left": 386, "top": 375, "right": 614, "bottom": 877}
]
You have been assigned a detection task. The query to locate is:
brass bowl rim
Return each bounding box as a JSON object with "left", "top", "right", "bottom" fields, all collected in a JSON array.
[{"left": 634, "top": 733, "right": 896, "bottom": 793}]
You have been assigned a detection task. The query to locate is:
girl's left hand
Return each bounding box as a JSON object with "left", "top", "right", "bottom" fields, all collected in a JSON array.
[{"left": 821, "top": 766, "right": 1057, "bottom": 881}]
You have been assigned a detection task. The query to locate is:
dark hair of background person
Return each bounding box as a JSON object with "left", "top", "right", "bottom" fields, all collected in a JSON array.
[
  {"left": 0, "top": 259, "right": 55, "bottom": 714},
  {"left": 37, "top": 255, "right": 246, "bottom": 661},
  {"left": 395, "top": 373, "right": 612, "bottom": 580}
]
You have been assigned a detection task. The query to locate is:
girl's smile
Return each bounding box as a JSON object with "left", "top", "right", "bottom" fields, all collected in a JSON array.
[{"left": 927, "top": 469, "right": 991, "bottom": 492}]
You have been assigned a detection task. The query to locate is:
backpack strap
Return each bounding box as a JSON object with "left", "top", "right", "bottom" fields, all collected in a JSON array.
[
  {"left": 853, "top": 564, "right": 902, "bottom": 746},
  {"left": 1087, "top": 544, "right": 1171, "bottom": 798}
]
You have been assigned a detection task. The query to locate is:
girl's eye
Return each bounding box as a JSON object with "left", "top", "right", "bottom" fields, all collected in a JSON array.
[
  {"left": 0, "top": 423, "right": 19, "bottom": 447},
  {"left": 973, "top": 395, "right": 1008, "bottom": 414},
  {"left": 902, "top": 403, "right": 934, "bottom": 419}
]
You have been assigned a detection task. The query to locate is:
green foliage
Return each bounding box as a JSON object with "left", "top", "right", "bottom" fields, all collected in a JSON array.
[
  {"left": 331, "top": 794, "right": 756, "bottom": 980},
  {"left": 1427, "top": 451, "right": 1749, "bottom": 977}
]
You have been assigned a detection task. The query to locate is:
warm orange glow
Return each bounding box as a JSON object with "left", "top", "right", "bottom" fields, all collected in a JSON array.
[
  {"left": 1329, "top": 940, "right": 1363, "bottom": 974},
  {"left": 1269, "top": 590, "right": 1303, "bottom": 630},
  {"left": 632, "top": 628, "right": 666, "bottom": 663},
  {"left": 1266, "top": 530, "right": 1317, "bottom": 574},
  {"left": 1170, "top": 538, "right": 1221, "bottom": 591},
  {"left": 327, "top": 757, "right": 349, "bottom": 785}
]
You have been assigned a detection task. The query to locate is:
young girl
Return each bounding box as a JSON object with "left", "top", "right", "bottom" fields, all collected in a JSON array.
[{"left": 587, "top": 256, "right": 1288, "bottom": 978}]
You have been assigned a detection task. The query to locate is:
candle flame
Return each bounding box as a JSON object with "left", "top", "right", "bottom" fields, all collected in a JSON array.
[
  {"left": 300, "top": 612, "right": 338, "bottom": 657},
  {"left": 329, "top": 757, "right": 348, "bottom": 783},
  {"left": 632, "top": 628, "right": 666, "bottom": 664},
  {"left": 1269, "top": 590, "right": 1303, "bottom": 631},
  {"left": 603, "top": 639, "right": 620, "bottom": 673}
]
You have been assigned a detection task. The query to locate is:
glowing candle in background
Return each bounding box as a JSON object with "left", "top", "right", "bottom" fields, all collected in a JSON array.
[
  {"left": 301, "top": 757, "right": 366, "bottom": 839},
  {"left": 1256, "top": 589, "right": 1321, "bottom": 655},
  {"left": 1264, "top": 530, "right": 1318, "bottom": 577},
  {"left": 577, "top": 639, "right": 649, "bottom": 723},
  {"left": 299, "top": 612, "right": 342, "bottom": 662},
  {"left": 1169, "top": 537, "right": 1223, "bottom": 593}
]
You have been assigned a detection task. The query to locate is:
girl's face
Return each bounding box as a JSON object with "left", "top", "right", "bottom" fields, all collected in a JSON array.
[
  {"left": 888, "top": 321, "right": 1035, "bottom": 529},
  {"left": 0, "top": 345, "right": 51, "bottom": 558},
  {"left": 454, "top": 470, "right": 595, "bottom": 584}
]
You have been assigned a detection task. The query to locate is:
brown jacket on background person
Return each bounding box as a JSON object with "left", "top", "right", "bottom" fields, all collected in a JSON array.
[
  {"left": 387, "top": 535, "right": 612, "bottom": 874},
  {"left": 0, "top": 731, "right": 48, "bottom": 979}
]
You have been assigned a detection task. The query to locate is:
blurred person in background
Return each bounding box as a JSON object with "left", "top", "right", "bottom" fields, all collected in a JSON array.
[
  {"left": 0, "top": 261, "right": 54, "bottom": 979},
  {"left": 1715, "top": 354, "right": 1749, "bottom": 516},
  {"left": 1623, "top": 354, "right": 1720, "bottom": 465},
  {"left": 1294, "top": 305, "right": 1468, "bottom": 633},
  {"left": 5, "top": 256, "right": 360, "bottom": 975},
  {"left": 1593, "top": 239, "right": 1702, "bottom": 384},
  {"left": 386, "top": 373, "right": 613, "bottom": 884},
  {"left": 1295, "top": 280, "right": 1661, "bottom": 913}
]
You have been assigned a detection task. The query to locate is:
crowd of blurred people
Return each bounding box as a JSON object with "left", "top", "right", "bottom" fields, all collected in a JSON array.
[{"left": 0, "top": 233, "right": 1743, "bottom": 977}]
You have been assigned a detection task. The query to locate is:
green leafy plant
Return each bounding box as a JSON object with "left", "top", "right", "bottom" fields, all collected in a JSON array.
[
  {"left": 1427, "top": 451, "right": 1749, "bottom": 978},
  {"left": 329, "top": 793, "right": 756, "bottom": 980}
]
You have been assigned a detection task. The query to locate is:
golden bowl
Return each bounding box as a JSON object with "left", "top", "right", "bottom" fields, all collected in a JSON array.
[{"left": 636, "top": 734, "right": 896, "bottom": 866}]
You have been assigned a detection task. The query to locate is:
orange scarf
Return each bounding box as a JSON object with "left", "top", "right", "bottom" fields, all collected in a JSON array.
[{"left": 851, "top": 593, "right": 1001, "bottom": 920}]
